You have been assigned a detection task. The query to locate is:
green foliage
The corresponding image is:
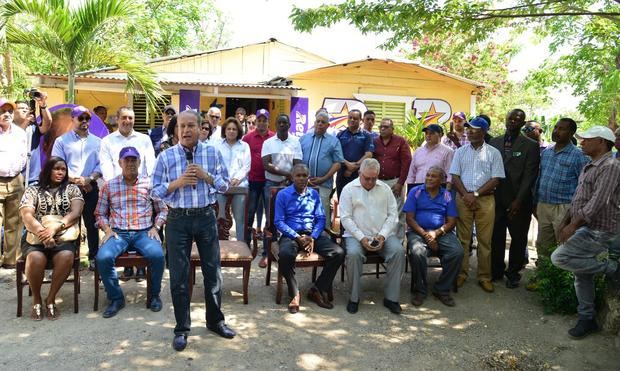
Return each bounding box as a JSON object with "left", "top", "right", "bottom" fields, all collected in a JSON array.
[
  {"left": 395, "top": 111, "right": 426, "bottom": 149},
  {"left": 291, "top": 0, "right": 620, "bottom": 127},
  {"left": 532, "top": 256, "right": 607, "bottom": 315},
  {"left": 118, "top": 0, "right": 229, "bottom": 58},
  {"left": 1, "top": 0, "right": 164, "bottom": 113}
]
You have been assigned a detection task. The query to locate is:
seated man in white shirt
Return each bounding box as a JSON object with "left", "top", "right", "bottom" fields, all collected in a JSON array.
[{"left": 339, "top": 158, "right": 405, "bottom": 315}]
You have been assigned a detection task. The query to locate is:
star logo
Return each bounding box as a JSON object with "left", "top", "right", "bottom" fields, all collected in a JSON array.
[{"left": 420, "top": 103, "right": 445, "bottom": 125}]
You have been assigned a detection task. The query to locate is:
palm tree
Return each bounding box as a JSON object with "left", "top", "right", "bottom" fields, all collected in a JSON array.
[{"left": 1, "top": 0, "right": 163, "bottom": 111}]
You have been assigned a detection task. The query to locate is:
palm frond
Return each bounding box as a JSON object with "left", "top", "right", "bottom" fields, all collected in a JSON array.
[
  {"left": 5, "top": 24, "right": 66, "bottom": 66},
  {"left": 2, "top": 0, "right": 73, "bottom": 42}
]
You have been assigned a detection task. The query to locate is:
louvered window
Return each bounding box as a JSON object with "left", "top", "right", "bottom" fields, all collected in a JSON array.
[
  {"left": 364, "top": 101, "right": 406, "bottom": 127},
  {"left": 132, "top": 95, "right": 172, "bottom": 134}
]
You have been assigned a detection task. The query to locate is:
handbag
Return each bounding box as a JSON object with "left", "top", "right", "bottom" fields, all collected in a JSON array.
[{"left": 26, "top": 215, "right": 80, "bottom": 245}]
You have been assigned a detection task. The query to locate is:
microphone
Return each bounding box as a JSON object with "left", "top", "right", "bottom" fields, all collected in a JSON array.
[{"left": 185, "top": 150, "right": 196, "bottom": 189}]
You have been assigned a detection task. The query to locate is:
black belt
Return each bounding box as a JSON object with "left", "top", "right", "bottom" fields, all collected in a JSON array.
[
  {"left": 380, "top": 177, "right": 398, "bottom": 181},
  {"left": 169, "top": 204, "right": 214, "bottom": 216}
]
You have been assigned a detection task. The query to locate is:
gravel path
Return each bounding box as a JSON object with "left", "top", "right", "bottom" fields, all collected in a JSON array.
[{"left": 1, "top": 246, "right": 619, "bottom": 370}]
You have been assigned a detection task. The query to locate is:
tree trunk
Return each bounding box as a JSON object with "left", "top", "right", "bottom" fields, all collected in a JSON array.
[
  {"left": 4, "top": 45, "right": 15, "bottom": 98},
  {"left": 67, "top": 67, "right": 75, "bottom": 104}
]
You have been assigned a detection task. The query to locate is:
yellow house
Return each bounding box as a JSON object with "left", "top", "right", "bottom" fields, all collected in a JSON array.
[{"left": 31, "top": 39, "right": 483, "bottom": 135}]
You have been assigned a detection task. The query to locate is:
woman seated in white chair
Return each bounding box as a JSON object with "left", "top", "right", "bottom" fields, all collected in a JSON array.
[{"left": 19, "top": 157, "right": 84, "bottom": 321}]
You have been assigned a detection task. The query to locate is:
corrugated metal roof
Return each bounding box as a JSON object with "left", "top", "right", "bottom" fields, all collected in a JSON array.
[{"left": 31, "top": 73, "right": 301, "bottom": 90}]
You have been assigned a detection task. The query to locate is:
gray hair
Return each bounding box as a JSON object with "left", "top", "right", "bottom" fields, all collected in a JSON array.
[
  {"left": 178, "top": 109, "right": 202, "bottom": 125},
  {"left": 316, "top": 111, "right": 329, "bottom": 122},
  {"left": 426, "top": 166, "right": 446, "bottom": 182},
  {"left": 360, "top": 158, "right": 380, "bottom": 173},
  {"left": 207, "top": 106, "right": 221, "bottom": 116}
]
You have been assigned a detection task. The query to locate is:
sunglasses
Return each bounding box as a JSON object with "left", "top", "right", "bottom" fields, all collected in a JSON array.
[
  {"left": 0, "top": 108, "right": 14, "bottom": 114},
  {"left": 77, "top": 115, "right": 91, "bottom": 122},
  {"left": 201, "top": 126, "right": 211, "bottom": 131},
  {"left": 210, "top": 115, "right": 221, "bottom": 119}
]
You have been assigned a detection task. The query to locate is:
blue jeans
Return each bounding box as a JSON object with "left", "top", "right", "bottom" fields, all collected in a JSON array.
[
  {"left": 167, "top": 207, "right": 224, "bottom": 336},
  {"left": 248, "top": 181, "right": 266, "bottom": 247},
  {"left": 96, "top": 229, "right": 165, "bottom": 301}
]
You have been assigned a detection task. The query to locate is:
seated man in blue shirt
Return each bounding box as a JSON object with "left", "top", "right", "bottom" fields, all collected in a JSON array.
[
  {"left": 403, "top": 166, "right": 464, "bottom": 307},
  {"left": 274, "top": 163, "right": 345, "bottom": 313}
]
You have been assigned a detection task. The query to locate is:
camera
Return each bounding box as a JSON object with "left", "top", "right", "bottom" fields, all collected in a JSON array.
[{"left": 24, "top": 88, "right": 42, "bottom": 100}]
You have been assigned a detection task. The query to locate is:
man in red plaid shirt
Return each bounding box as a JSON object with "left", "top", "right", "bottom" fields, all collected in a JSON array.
[{"left": 95, "top": 146, "right": 168, "bottom": 318}]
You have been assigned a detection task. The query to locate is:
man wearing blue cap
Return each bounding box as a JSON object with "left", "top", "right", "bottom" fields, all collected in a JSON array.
[
  {"left": 489, "top": 109, "right": 540, "bottom": 288},
  {"left": 95, "top": 146, "right": 167, "bottom": 318},
  {"left": 449, "top": 116, "right": 505, "bottom": 292},
  {"left": 52, "top": 106, "right": 102, "bottom": 270}
]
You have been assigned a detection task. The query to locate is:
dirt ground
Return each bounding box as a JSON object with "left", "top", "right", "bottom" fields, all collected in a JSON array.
[{"left": 1, "top": 244, "right": 619, "bottom": 371}]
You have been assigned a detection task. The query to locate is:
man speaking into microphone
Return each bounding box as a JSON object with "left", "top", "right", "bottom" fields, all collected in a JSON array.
[{"left": 151, "top": 110, "right": 236, "bottom": 352}]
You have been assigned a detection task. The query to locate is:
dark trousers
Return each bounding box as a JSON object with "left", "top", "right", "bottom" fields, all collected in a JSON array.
[
  {"left": 166, "top": 207, "right": 224, "bottom": 335},
  {"left": 491, "top": 200, "right": 532, "bottom": 281},
  {"left": 247, "top": 181, "right": 266, "bottom": 250},
  {"left": 82, "top": 185, "right": 100, "bottom": 260},
  {"left": 278, "top": 231, "right": 345, "bottom": 299},
  {"left": 336, "top": 171, "right": 358, "bottom": 199}
]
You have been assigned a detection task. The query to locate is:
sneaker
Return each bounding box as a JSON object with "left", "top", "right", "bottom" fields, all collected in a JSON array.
[{"left": 568, "top": 319, "right": 600, "bottom": 339}]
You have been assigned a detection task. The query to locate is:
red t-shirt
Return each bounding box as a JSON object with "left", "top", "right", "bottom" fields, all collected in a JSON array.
[{"left": 242, "top": 129, "right": 274, "bottom": 182}]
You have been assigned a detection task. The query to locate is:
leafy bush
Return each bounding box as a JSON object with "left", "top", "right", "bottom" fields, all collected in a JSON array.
[{"left": 531, "top": 256, "right": 607, "bottom": 315}]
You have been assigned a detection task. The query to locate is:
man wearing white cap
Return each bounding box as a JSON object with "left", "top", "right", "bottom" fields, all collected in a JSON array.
[
  {"left": 0, "top": 98, "right": 28, "bottom": 268},
  {"left": 551, "top": 125, "right": 620, "bottom": 339}
]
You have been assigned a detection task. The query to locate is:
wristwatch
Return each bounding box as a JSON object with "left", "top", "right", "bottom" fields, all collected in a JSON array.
[
  {"left": 473, "top": 191, "right": 480, "bottom": 197},
  {"left": 89, "top": 175, "right": 96, "bottom": 183}
]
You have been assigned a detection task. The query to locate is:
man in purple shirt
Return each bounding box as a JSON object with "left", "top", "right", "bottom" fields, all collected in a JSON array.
[{"left": 404, "top": 166, "right": 463, "bottom": 307}]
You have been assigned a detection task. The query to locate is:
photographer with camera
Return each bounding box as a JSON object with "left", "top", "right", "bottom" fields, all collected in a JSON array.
[
  {"left": 15, "top": 89, "right": 52, "bottom": 186},
  {"left": 339, "top": 158, "right": 405, "bottom": 315}
]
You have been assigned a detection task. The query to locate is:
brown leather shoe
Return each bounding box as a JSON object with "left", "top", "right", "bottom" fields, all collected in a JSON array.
[
  {"left": 307, "top": 288, "right": 333, "bottom": 309},
  {"left": 258, "top": 256, "right": 268, "bottom": 268},
  {"left": 479, "top": 280, "right": 494, "bottom": 293},
  {"left": 411, "top": 293, "right": 425, "bottom": 307},
  {"left": 432, "top": 291, "right": 456, "bottom": 307},
  {"left": 288, "top": 293, "right": 300, "bottom": 314},
  {"left": 456, "top": 276, "right": 466, "bottom": 288}
]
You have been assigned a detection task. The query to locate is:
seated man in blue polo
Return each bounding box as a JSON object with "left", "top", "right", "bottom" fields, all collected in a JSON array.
[
  {"left": 403, "top": 166, "right": 463, "bottom": 307},
  {"left": 95, "top": 146, "right": 168, "bottom": 318},
  {"left": 274, "top": 163, "right": 345, "bottom": 313}
]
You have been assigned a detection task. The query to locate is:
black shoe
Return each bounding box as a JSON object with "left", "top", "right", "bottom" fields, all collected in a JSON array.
[
  {"left": 135, "top": 267, "right": 146, "bottom": 282},
  {"left": 172, "top": 335, "right": 187, "bottom": 351},
  {"left": 123, "top": 267, "right": 134, "bottom": 278},
  {"left": 383, "top": 298, "right": 402, "bottom": 315},
  {"left": 88, "top": 260, "right": 96, "bottom": 271},
  {"left": 504, "top": 272, "right": 520, "bottom": 289},
  {"left": 102, "top": 299, "right": 125, "bottom": 318},
  {"left": 346, "top": 300, "right": 359, "bottom": 314},
  {"left": 208, "top": 323, "right": 236, "bottom": 339},
  {"left": 150, "top": 295, "right": 162, "bottom": 312},
  {"left": 568, "top": 319, "right": 600, "bottom": 339}
]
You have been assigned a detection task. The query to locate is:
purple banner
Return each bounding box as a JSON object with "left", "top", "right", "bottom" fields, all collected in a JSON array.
[
  {"left": 290, "top": 97, "right": 309, "bottom": 137},
  {"left": 179, "top": 90, "right": 201, "bottom": 112}
]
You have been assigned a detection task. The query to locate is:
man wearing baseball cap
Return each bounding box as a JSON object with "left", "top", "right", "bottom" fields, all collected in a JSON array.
[
  {"left": 449, "top": 116, "right": 505, "bottom": 293},
  {"left": 407, "top": 124, "right": 454, "bottom": 192},
  {"left": 0, "top": 97, "right": 28, "bottom": 268},
  {"left": 552, "top": 125, "right": 620, "bottom": 338},
  {"left": 95, "top": 146, "right": 167, "bottom": 318},
  {"left": 443, "top": 111, "right": 469, "bottom": 150},
  {"left": 242, "top": 108, "right": 274, "bottom": 266},
  {"left": 52, "top": 105, "right": 103, "bottom": 270}
]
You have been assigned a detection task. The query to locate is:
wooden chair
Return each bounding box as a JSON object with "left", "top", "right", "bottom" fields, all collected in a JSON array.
[
  {"left": 263, "top": 186, "right": 326, "bottom": 304},
  {"left": 189, "top": 187, "right": 258, "bottom": 304},
  {"left": 93, "top": 253, "right": 152, "bottom": 311},
  {"left": 16, "top": 238, "right": 81, "bottom": 317}
]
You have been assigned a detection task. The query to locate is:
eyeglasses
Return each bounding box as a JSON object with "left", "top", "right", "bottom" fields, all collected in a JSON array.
[
  {"left": 379, "top": 125, "right": 392, "bottom": 129},
  {"left": 210, "top": 115, "right": 221, "bottom": 119},
  {"left": 201, "top": 126, "right": 211, "bottom": 131},
  {"left": 78, "top": 115, "right": 91, "bottom": 122}
]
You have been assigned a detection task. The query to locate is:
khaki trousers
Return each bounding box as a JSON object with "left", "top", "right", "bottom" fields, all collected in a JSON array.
[
  {"left": 535, "top": 202, "right": 570, "bottom": 258},
  {"left": 0, "top": 174, "right": 25, "bottom": 266},
  {"left": 456, "top": 194, "right": 495, "bottom": 282}
]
